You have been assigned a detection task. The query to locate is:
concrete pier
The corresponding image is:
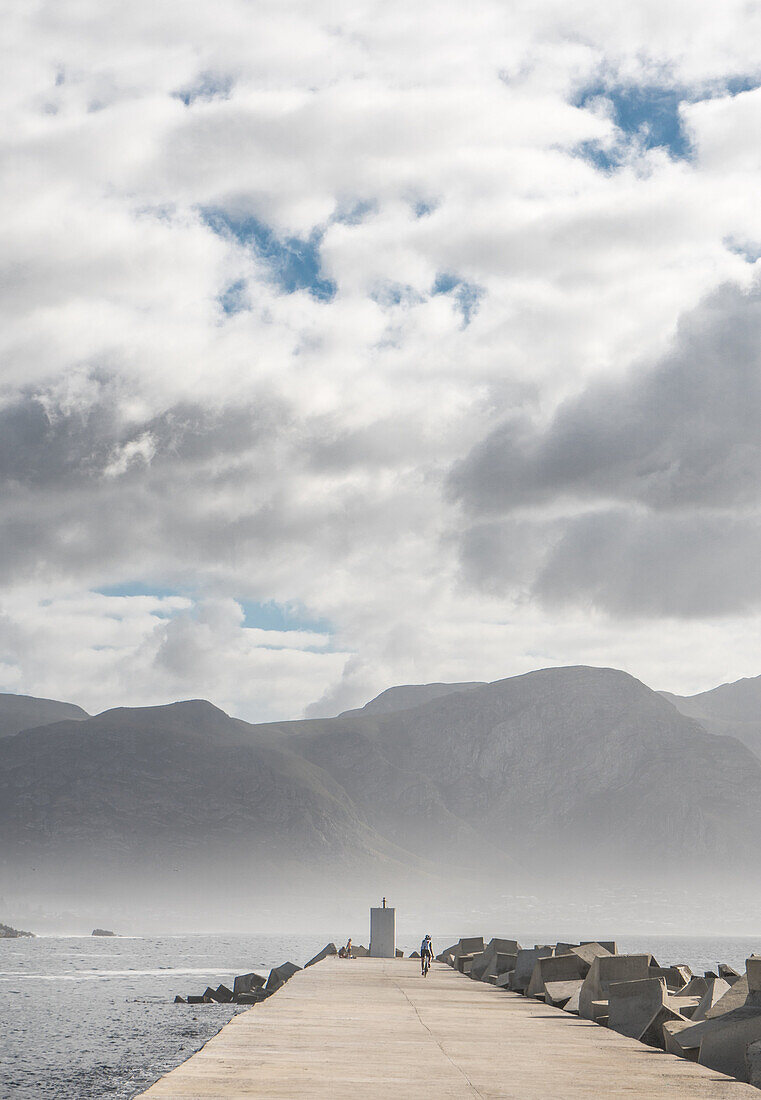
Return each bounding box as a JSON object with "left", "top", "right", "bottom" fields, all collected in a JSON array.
[{"left": 137, "top": 959, "right": 757, "bottom": 1098}]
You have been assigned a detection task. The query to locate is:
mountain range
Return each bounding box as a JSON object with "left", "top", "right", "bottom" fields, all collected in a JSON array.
[
  {"left": 3, "top": 665, "right": 761, "bottom": 926},
  {"left": 661, "top": 675, "right": 761, "bottom": 759},
  {"left": 0, "top": 691, "right": 88, "bottom": 739}
]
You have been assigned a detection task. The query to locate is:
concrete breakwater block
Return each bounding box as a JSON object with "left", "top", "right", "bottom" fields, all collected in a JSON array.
[
  {"left": 544, "top": 979, "right": 583, "bottom": 1009},
  {"left": 487, "top": 938, "right": 520, "bottom": 955},
  {"left": 573, "top": 942, "right": 614, "bottom": 966},
  {"left": 705, "top": 975, "right": 749, "bottom": 1019},
  {"left": 457, "top": 937, "right": 485, "bottom": 954},
  {"left": 236, "top": 990, "right": 270, "bottom": 1004},
  {"left": 527, "top": 952, "right": 588, "bottom": 998},
  {"left": 467, "top": 938, "right": 521, "bottom": 983},
  {"left": 267, "top": 961, "right": 302, "bottom": 992},
  {"left": 697, "top": 1006, "right": 761, "bottom": 1079},
  {"left": 747, "top": 956, "right": 761, "bottom": 1003},
  {"left": 511, "top": 947, "right": 554, "bottom": 993},
  {"left": 579, "top": 955, "right": 651, "bottom": 1021},
  {"left": 677, "top": 976, "right": 710, "bottom": 999},
  {"left": 662, "top": 958, "right": 761, "bottom": 1079},
  {"left": 607, "top": 978, "right": 669, "bottom": 1040},
  {"left": 443, "top": 933, "right": 761, "bottom": 1084},
  {"left": 438, "top": 936, "right": 521, "bottom": 979},
  {"left": 650, "top": 964, "right": 692, "bottom": 992},
  {"left": 667, "top": 994, "right": 702, "bottom": 1020},
  {"left": 746, "top": 1038, "right": 761, "bottom": 1087},
  {"left": 690, "top": 978, "right": 731, "bottom": 1022},
  {"left": 663, "top": 1019, "right": 698, "bottom": 1059},
  {"left": 305, "top": 944, "right": 337, "bottom": 968},
  {"left": 184, "top": 959, "right": 304, "bottom": 1007},
  {"left": 483, "top": 953, "right": 517, "bottom": 981},
  {"left": 526, "top": 943, "right": 610, "bottom": 998},
  {"left": 639, "top": 1005, "right": 689, "bottom": 1049},
  {"left": 470, "top": 946, "right": 510, "bottom": 981},
  {"left": 233, "top": 972, "right": 266, "bottom": 995}
]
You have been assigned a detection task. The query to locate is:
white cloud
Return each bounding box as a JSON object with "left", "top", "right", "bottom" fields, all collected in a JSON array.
[
  {"left": 0, "top": 589, "right": 344, "bottom": 721},
  {"left": 2, "top": 0, "right": 761, "bottom": 716}
]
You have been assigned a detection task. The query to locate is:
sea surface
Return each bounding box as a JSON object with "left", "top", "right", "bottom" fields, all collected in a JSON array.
[{"left": 3, "top": 931, "right": 761, "bottom": 1100}]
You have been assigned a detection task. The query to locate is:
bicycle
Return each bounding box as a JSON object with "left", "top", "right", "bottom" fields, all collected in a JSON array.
[{"left": 422, "top": 953, "right": 431, "bottom": 977}]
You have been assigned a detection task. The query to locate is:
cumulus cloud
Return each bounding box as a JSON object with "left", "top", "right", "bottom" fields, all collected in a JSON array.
[
  {"left": 452, "top": 281, "right": 761, "bottom": 515},
  {"left": 3, "top": 0, "right": 761, "bottom": 715},
  {"left": 451, "top": 279, "right": 761, "bottom": 618}
]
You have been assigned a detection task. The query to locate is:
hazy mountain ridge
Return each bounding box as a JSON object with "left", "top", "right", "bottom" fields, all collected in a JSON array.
[
  {"left": 661, "top": 675, "right": 761, "bottom": 758},
  {"left": 3, "top": 667, "right": 761, "bottom": 915},
  {"left": 0, "top": 692, "right": 88, "bottom": 739},
  {"left": 0, "top": 700, "right": 424, "bottom": 879},
  {"left": 299, "top": 667, "right": 761, "bottom": 873},
  {"left": 339, "top": 681, "right": 485, "bottom": 717}
]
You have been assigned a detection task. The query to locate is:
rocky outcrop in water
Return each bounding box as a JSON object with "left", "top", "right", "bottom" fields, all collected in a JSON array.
[{"left": 0, "top": 922, "right": 34, "bottom": 938}]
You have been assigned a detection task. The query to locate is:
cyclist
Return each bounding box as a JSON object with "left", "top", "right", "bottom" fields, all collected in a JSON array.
[{"left": 420, "top": 934, "right": 434, "bottom": 976}]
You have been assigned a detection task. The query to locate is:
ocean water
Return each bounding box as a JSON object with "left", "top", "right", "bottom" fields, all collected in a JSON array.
[
  {"left": 3, "top": 931, "right": 761, "bottom": 1100},
  {"left": 0, "top": 932, "right": 335, "bottom": 1100}
]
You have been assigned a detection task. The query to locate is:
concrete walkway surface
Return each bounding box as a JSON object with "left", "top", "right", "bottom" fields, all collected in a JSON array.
[{"left": 137, "top": 958, "right": 758, "bottom": 1098}]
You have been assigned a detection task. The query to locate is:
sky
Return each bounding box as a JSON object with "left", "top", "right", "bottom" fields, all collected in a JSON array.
[{"left": 3, "top": 0, "right": 761, "bottom": 721}]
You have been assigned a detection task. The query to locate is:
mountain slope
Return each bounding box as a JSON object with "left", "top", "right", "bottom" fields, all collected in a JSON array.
[
  {"left": 662, "top": 676, "right": 761, "bottom": 758},
  {"left": 289, "top": 666, "right": 761, "bottom": 877},
  {"left": 5, "top": 667, "right": 761, "bottom": 917},
  {"left": 340, "top": 682, "right": 485, "bottom": 718},
  {"left": 0, "top": 692, "right": 88, "bottom": 739},
  {"left": 0, "top": 700, "right": 424, "bottom": 884}
]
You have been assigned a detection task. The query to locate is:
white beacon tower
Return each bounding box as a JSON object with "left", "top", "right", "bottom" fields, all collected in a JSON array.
[{"left": 369, "top": 896, "right": 396, "bottom": 958}]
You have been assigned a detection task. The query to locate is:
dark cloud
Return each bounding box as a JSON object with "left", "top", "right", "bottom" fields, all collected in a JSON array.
[
  {"left": 535, "top": 510, "right": 761, "bottom": 618},
  {"left": 0, "top": 379, "right": 420, "bottom": 593},
  {"left": 451, "top": 281, "right": 761, "bottom": 514},
  {"left": 0, "top": 387, "right": 286, "bottom": 490},
  {"left": 450, "top": 280, "right": 761, "bottom": 617}
]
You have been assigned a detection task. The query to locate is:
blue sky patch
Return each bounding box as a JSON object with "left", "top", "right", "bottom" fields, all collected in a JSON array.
[
  {"left": 94, "top": 587, "right": 333, "bottom": 638},
  {"left": 432, "top": 272, "right": 484, "bottom": 326},
  {"left": 332, "top": 199, "right": 376, "bottom": 225},
  {"left": 218, "top": 278, "right": 249, "bottom": 315},
  {"left": 575, "top": 82, "right": 690, "bottom": 163},
  {"left": 238, "top": 600, "right": 333, "bottom": 637},
  {"left": 574, "top": 73, "right": 761, "bottom": 170},
  {"left": 203, "top": 209, "right": 337, "bottom": 301},
  {"left": 413, "top": 199, "right": 437, "bottom": 218},
  {"left": 174, "top": 73, "right": 234, "bottom": 106},
  {"left": 371, "top": 282, "right": 425, "bottom": 309},
  {"left": 725, "top": 236, "right": 761, "bottom": 263},
  {"left": 723, "top": 75, "right": 761, "bottom": 97},
  {"left": 96, "top": 582, "right": 180, "bottom": 600}
]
